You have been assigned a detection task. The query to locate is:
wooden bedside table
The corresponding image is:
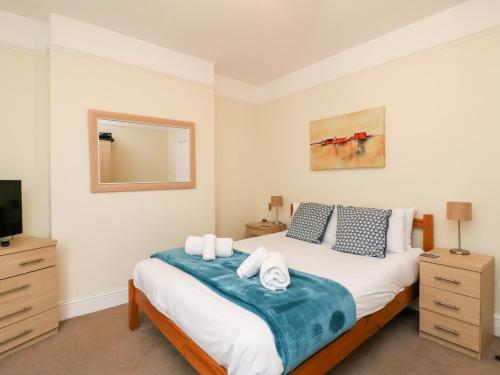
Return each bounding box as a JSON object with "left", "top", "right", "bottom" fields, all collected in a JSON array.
[
  {"left": 246, "top": 222, "right": 286, "bottom": 238},
  {"left": 419, "top": 248, "right": 494, "bottom": 359}
]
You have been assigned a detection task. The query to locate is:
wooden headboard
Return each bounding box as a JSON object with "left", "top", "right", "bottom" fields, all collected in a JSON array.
[{"left": 289, "top": 204, "right": 434, "bottom": 252}]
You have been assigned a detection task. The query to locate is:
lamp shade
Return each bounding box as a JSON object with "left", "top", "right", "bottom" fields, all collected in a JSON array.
[
  {"left": 270, "top": 196, "right": 283, "bottom": 207},
  {"left": 447, "top": 202, "right": 472, "bottom": 221}
]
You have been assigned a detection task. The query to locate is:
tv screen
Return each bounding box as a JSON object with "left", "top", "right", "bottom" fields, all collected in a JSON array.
[{"left": 0, "top": 180, "right": 22, "bottom": 238}]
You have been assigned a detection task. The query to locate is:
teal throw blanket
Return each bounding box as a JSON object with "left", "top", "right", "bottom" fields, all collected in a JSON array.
[{"left": 151, "top": 248, "right": 356, "bottom": 373}]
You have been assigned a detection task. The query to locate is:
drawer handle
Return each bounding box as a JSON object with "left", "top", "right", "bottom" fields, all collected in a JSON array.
[
  {"left": 433, "top": 324, "right": 459, "bottom": 336},
  {"left": 434, "top": 276, "right": 461, "bottom": 285},
  {"left": 0, "top": 306, "right": 32, "bottom": 320},
  {"left": 0, "top": 329, "right": 33, "bottom": 346},
  {"left": 433, "top": 300, "right": 460, "bottom": 310},
  {"left": 0, "top": 284, "right": 31, "bottom": 296},
  {"left": 18, "top": 258, "right": 44, "bottom": 266}
]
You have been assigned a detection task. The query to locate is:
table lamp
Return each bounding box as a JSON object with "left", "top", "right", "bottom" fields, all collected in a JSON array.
[
  {"left": 270, "top": 196, "right": 283, "bottom": 224},
  {"left": 446, "top": 201, "right": 472, "bottom": 255}
]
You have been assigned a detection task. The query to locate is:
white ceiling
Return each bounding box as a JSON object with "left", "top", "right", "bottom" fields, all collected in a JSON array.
[{"left": 0, "top": 0, "right": 466, "bottom": 84}]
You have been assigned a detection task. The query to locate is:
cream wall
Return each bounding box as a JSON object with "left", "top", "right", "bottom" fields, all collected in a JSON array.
[
  {"left": 0, "top": 46, "right": 50, "bottom": 237},
  {"left": 255, "top": 30, "right": 500, "bottom": 313},
  {"left": 215, "top": 96, "right": 260, "bottom": 239},
  {"left": 50, "top": 49, "right": 215, "bottom": 302}
]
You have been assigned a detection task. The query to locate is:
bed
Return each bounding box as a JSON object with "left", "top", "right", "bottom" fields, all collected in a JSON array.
[{"left": 129, "top": 206, "right": 434, "bottom": 374}]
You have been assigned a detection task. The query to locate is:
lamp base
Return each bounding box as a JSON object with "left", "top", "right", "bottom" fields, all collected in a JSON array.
[{"left": 450, "top": 248, "right": 470, "bottom": 256}]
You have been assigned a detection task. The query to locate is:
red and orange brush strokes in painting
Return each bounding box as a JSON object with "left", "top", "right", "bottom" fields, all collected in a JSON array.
[{"left": 310, "top": 107, "right": 385, "bottom": 170}]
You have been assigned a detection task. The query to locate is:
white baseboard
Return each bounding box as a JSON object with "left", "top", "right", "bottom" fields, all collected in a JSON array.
[
  {"left": 58, "top": 287, "right": 500, "bottom": 338},
  {"left": 58, "top": 287, "right": 127, "bottom": 321}
]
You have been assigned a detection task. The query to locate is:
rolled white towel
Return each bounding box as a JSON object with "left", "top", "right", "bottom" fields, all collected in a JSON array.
[
  {"left": 259, "top": 252, "right": 290, "bottom": 291},
  {"left": 185, "top": 236, "right": 204, "bottom": 256},
  {"left": 216, "top": 238, "right": 233, "bottom": 257},
  {"left": 202, "top": 234, "right": 216, "bottom": 261},
  {"left": 237, "top": 246, "right": 269, "bottom": 279}
]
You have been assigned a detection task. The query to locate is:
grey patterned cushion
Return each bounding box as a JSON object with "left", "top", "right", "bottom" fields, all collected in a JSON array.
[
  {"left": 332, "top": 205, "right": 392, "bottom": 258},
  {"left": 286, "top": 203, "right": 334, "bottom": 243}
]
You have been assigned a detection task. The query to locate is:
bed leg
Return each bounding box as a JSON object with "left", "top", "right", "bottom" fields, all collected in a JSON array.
[{"left": 128, "top": 279, "right": 140, "bottom": 330}]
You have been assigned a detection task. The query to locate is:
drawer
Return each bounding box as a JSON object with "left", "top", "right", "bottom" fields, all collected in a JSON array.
[
  {"left": 0, "top": 246, "right": 56, "bottom": 280},
  {"left": 420, "top": 285, "right": 480, "bottom": 325},
  {"left": 0, "top": 267, "right": 58, "bottom": 328},
  {"left": 420, "top": 262, "right": 480, "bottom": 298},
  {"left": 420, "top": 309, "right": 480, "bottom": 352},
  {"left": 0, "top": 308, "right": 58, "bottom": 354},
  {"left": 246, "top": 227, "right": 266, "bottom": 237}
]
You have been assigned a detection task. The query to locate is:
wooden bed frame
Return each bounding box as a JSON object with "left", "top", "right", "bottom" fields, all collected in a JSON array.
[{"left": 129, "top": 208, "right": 434, "bottom": 374}]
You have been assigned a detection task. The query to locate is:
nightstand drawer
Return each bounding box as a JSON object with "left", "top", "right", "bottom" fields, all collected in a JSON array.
[
  {"left": 246, "top": 227, "right": 266, "bottom": 237},
  {"left": 0, "top": 267, "right": 58, "bottom": 329},
  {"left": 420, "top": 285, "right": 480, "bottom": 325},
  {"left": 0, "top": 246, "right": 56, "bottom": 280},
  {"left": 420, "top": 262, "right": 480, "bottom": 298},
  {"left": 420, "top": 309, "right": 480, "bottom": 352},
  {"left": 0, "top": 308, "right": 58, "bottom": 354}
]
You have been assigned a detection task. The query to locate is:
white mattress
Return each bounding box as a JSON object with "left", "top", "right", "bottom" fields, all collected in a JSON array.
[{"left": 133, "top": 231, "right": 422, "bottom": 375}]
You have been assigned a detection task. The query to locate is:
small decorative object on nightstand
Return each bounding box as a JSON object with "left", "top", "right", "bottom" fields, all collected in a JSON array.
[
  {"left": 269, "top": 196, "right": 283, "bottom": 224},
  {"left": 446, "top": 201, "right": 472, "bottom": 255},
  {"left": 246, "top": 221, "right": 286, "bottom": 238},
  {"left": 419, "top": 248, "right": 494, "bottom": 359}
]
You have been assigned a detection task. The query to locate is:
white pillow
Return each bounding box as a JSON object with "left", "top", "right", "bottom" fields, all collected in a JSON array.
[
  {"left": 403, "top": 208, "right": 415, "bottom": 250},
  {"left": 322, "top": 208, "right": 338, "bottom": 246},
  {"left": 386, "top": 209, "right": 406, "bottom": 253}
]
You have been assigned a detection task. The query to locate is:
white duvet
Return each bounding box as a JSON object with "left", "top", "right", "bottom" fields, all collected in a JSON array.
[{"left": 133, "top": 231, "right": 422, "bottom": 375}]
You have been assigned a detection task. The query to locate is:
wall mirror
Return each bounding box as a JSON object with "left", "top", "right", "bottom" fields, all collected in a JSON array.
[{"left": 88, "top": 110, "right": 195, "bottom": 192}]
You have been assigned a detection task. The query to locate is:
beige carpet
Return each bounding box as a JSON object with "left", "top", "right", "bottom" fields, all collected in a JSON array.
[{"left": 0, "top": 305, "right": 498, "bottom": 375}]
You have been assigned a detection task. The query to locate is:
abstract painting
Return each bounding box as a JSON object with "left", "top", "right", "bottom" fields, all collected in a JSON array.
[{"left": 310, "top": 107, "right": 385, "bottom": 170}]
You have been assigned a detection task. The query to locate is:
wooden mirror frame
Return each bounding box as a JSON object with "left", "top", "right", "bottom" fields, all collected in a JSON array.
[{"left": 88, "top": 109, "right": 196, "bottom": 193}]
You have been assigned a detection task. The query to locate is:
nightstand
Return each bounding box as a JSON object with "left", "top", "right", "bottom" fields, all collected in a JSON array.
[
  {"left": 419, "top": 248, "right": 494, "bottom": 359},
  {"left": 246, "top": 222, "right": 286, "bottom": 238}
]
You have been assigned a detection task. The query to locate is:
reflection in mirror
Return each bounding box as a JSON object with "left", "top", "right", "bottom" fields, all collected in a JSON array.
[
  {"left": 97, "top": 120, "right": 190, "bottom": 184},
  {"left": 88, "top": 110, "right": 195, "bottom": 193}
]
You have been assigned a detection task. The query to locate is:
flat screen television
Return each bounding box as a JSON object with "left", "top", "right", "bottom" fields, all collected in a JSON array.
[{"left": 0, "top": 180, "right": 23, "bottom": 238}]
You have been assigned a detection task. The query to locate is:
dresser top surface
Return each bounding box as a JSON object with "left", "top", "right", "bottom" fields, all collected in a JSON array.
[
  {"left": 420, "top": 248, "right": 494, "bottom": 272},
  {"left": 0, "top": 237, "right": 57, "bottom": 256}
]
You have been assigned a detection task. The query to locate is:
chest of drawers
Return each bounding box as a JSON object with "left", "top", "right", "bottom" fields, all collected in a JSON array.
[
  {"left": 0, "top": 237, "right": 58, "bottom": 358},
  {"left": 419, "top": 248, "right": 494, "bottom": 359}
]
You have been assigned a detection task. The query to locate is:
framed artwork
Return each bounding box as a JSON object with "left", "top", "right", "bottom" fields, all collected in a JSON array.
[{"left": 310, "top": 107, "right": 385, "bottom": 170}]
